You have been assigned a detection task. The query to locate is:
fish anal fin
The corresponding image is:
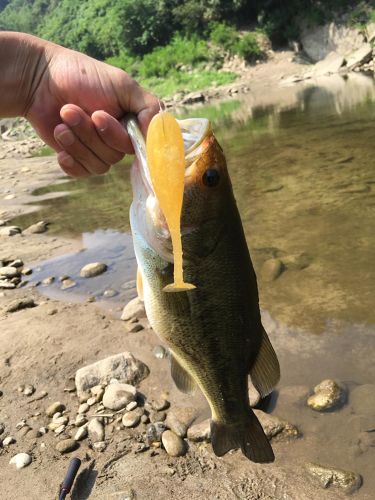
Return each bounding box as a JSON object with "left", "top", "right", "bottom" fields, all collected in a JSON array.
[
  {"left": 170, "top": 352, "right": 196, "bottom": 394},
  {"left": 136, "top": 267, "right": 144, "bottom": 301},
  {"left": 249, "top": 327, "right": 280, "bottom": 398},
  {"left": 211, "top": 410, "right": 274, "bottom": 463}
]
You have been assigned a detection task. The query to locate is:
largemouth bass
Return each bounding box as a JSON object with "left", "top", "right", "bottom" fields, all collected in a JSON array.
[{"left": 125, "top": 115, "right": 280, "bottom": 463}]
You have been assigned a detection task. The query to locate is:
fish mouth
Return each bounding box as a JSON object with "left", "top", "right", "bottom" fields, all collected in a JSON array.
[{"left": 124, "top": 114, "right": 210, "bottom": 259}]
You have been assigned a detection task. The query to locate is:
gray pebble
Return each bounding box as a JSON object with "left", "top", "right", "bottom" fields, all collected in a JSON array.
[
  {"left": 162, "top": 430, "right": 187, "bottom": 457},
  {"left": 126, "top": 401, "right": 138, "bottom": 411},
  {"left": 153, "top": 345, "right": 168, "bottom": 359},
  {"left": 9, "top": 452, "right": 32, "bottom": 469},
  {"left": 3, "top": 436, "right": 16, "bottom": 446},
  {"left": 88, "top": 418, "right": 104, "bottom": 442},
  {"left": 147, "top": 422, "right": 166, "bottom": 443},
  {"left": 23, "top": 384, "right": 35, "bottom": 396},
  {"left": 46, "top": 402, "right": 65, "bottom": 417},
  {"left": 122, "top": 411, "right": 141, "bottom": 428},
  {"left": 42, "top": 276, "right": 55, "bottom": 285},
  {"left": 55, "top": 439, "right": 78, "bottom": 454},
  {"left": 102, "top": 383, "right": 136, "bottom": 411},
  {"left": 78, "top": 403, "right": 90, "bottom": 414},
  {"left": 74, "top": 425, "right": 88, "bottom": 441},
  {"left": 103, "top": 289, "right": 117, "bottom": 298},
  {"left": 61, "top": 278, "right": 76, "bottom": 290},
  {"left": 93, "top": 441, "right": 107, "bottom": 452}
]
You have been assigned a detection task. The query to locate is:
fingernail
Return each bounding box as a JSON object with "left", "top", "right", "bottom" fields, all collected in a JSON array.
[
  {"left": 59, "top": 152, "right": 74, "bottom": 168},
  {"left": 94, "top": 115, "right": 107, "bottom": 132},
  {"left": 56, "top": 130, "right": 75, "bottom": 147},
  {"left": 62, "top": 110, "right": 81, "bottom": 127}
]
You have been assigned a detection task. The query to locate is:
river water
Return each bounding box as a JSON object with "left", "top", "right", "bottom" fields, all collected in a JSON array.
[{"left": 12, "top": 72, "right": 375, "bottom": 497}]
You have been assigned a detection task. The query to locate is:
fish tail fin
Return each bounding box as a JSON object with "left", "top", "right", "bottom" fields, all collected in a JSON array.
[{"left": 211, "top": 410, "right": 274, "bottom": 464}]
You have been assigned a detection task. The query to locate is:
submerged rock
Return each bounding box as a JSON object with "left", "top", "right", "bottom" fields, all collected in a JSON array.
[
  {"left": 304, "top": 462, "right": 362, "bottom": 494},
  {"left": 254, "top": 409, "right": 299, "bottom": 441},
  {"left": 75, "top": 352, "right": 149, "bottom": 396},
  {"left": 80, "top": 262, "right": 107, "bottom": 278},
  {"left": 307, "top": 379, "right": 346, "bottom": 411}
]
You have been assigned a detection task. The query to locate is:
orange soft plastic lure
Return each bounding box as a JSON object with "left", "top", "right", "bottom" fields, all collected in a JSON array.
[{"left": 146, "top": 111, "right": 196, "bottom": 292}]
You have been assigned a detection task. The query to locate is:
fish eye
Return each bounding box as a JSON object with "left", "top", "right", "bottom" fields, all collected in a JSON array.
[{"left": 202, "top": 169, "right": 220, "bottom": 187}]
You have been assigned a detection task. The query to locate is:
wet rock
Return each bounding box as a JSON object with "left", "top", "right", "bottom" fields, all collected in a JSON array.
[
  {"left": 55, "top": 438, "right": 79, "bottom": 454},
  {"left": 165, "top": 407, "right": 197, "bottom": 438},
  {"left": 88, "top": 418, "right": 105, "bottom": 442},
  {"left": 46, "top": 402, "right": 65, "bottom": 417},
  {"left": 9, "top": 453, "right": 32, "bottom": 469},
  {"left": 307, "top": 379, "right": 346, "bottom": 411},
  {"left": 75, "top": 352, "right": 149, "bottom": 397},
  {"left": 278, "top": 385, "right": 310, "bottom": 406},
  {"left": 0, "top": 266, "right": 19, "bottom": 278},
  {"left": 304, "top": 462, "right": 362, "bottom": 494},
  {"left": 122, "top": 411, "right": 141, "bottom": 428},
  {"left": 74, "top": 425, "right": 88, "bottom": 441},
  {"left": 42, "top": 276, "right": 55, "bottom": 285},
  {"left": 147, "top": 422, "right": 167, "bottom": 443},
  {"left": 254, "top": 409, "right": 299, "bottom": 441},
  {"left": 80, "top": 262, "right": 107, "bottom": 278},
  {"left": 102, "top": 383, "right": 136, "bottom": 411},
  {"left": 23, "top": 221, "right": 48, "bottom": 234},
  {"left": 22, "top": 268, "right": 32, "bottom": 276},
  {"left": 5, "top": 298, "right": 37, "bottom": 313},
  {"left": 162, "top": 430, "right": 187, "bottom": 457},
  {"left": 0, "top": 226, "right": 21, "bottom": 236},
  {"left": 346, "top": 43, "right": 373, "bottom": 69},
  {"left": 3, "top": 436, "right": 16, "bottom": 446},
  {"left": 151, "top": 399, "right": 170, "bottom": 411},
  {"left": 182, "top": 92, "right": 205, "bottom": 105},
  {"left": 187, "top": 419, "right": 211, "bottom": 442},
  {"left": 60, "top": 278, "right": 76, "bottom": 290},
  {"left": 153, "top": 345, "right": 168, "bottom": 359},
  {"left": 261, "top": 259, "right": 284, "bottom": 282},
  {"left": 350, "top": 384, "right": 375, "bottom": 416},
  {"left": 103, "top": 288, "right": 117, "bottom": 298},
  {"left": 120, "top": 297, "right": 146, "bottom": 321}
]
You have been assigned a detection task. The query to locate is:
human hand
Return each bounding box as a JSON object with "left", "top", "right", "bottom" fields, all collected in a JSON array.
[{"left": 25, "top": 40, "right": 159, "bottom": 177}]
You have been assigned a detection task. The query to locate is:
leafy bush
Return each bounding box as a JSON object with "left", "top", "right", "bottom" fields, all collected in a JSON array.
[
  {"left": 209, "top": 22, "right": 239, "bottom": 53},
  {"left": 236, "top": 33, "right": 263, "bottom": 62}
]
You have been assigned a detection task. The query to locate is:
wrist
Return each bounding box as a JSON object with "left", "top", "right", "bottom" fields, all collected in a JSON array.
[{"left": 0, "top": 32, "right": 50, "bottom": 117}]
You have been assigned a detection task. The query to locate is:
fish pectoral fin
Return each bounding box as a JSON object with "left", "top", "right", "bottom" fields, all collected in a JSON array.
[
  {"left": 211, "top": 410, "right": 274, "bottom": 463},
  {"left": 170, "top": 351, "right": 196, "bottom": 394},
  {"left": 136, "top": 267, "right": 144, "bottom": 301},
  {"left": 249, "top": 327, "right": 280, "bottom": 398}
]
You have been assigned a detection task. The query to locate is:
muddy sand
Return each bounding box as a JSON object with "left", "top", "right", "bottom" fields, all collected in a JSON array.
[{"left": 0, "top": 53, "right": 372, "bottom": 500}]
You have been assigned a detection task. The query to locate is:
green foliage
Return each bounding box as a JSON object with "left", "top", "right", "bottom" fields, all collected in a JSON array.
[
  {"left": 141, "top": 70, "right": 237, "bottom": 98},
  {"left": 210, "top": 22, "right": 239, "bottom": 53},
  {"left": 236, "top": 33, "right": 263, "bottom": 62}
]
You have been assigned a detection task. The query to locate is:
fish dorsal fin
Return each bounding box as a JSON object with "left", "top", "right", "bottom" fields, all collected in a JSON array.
[
  {"left": 136, "top": 267, "right": 144, "bottom": 301},
  {"left": 249, "top": 328, "right": 280, "bottom": 398},
  {"left": 170, "top": 351, "right": 196, "bottom": 394}
]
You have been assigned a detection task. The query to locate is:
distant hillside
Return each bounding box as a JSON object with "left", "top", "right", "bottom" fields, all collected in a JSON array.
[{"left": 0, "top": 0, "right": 366, "bottom": 60}]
